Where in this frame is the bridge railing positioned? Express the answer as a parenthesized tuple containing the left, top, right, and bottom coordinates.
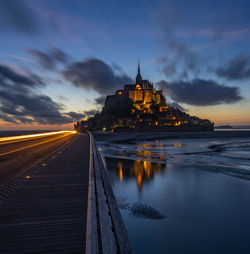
(85, 132, 133, 254)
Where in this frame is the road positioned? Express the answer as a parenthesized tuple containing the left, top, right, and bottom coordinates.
(0, 131, 77, 185)
(0, 133, 90, 253)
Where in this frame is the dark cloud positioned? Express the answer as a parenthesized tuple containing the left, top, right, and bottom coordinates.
(49, 47, 70, 64)
(216, 55, 250, 80)
(158, 41, 200, 79)
(168, 42, 198, 71)
(0, 64, 36, 86)
(111, 62, 124, 73)
(0, 89, 84, 125)
(62, 58, 133, 94)
(66, 111, 85, 121)
(28, 47, 70, 69)
(0, 90, 67, 124)
(95, 95, 106, 105)
(161, 62, 177, 77)
(156, 1, 250, 80)
(84, 109, 98, 117)
(0, 112, 18, 124)
(157, 1, 250, 40)
(157, 79, 243, 106)
(0, 0, 39, 34)
(0, 63, 84, 125)
(28, 49, 55, 69)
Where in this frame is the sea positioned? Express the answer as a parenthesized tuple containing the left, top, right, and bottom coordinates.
(94, 130, 250, 254)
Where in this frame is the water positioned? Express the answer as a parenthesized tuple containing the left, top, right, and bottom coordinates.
(95, 131, 250, 254)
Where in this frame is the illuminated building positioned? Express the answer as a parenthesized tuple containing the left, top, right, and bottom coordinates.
(105, 61, 166, 110)
(76, 60, 214, 132)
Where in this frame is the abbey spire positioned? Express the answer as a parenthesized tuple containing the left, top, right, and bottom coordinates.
(136, 59, 142, 83)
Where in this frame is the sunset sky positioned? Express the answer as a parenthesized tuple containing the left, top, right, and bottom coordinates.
(0, 0, 250, 130)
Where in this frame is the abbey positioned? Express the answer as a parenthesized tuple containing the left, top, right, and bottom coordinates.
(105, 61, 166, 111)
(75, 61, 214, 132)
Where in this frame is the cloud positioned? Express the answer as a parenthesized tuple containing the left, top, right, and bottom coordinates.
(84, 109, 98, 117)
(66, 111, 85, 121)
(95, 95, 106, 105)
(62, 58, 133, 94)
(216, 55, 250, 80)
(156, 1, 250, 40)
(27, 47, 70, 69)
(156, 1, 250, 80)
(158, 41, 200, 79)
(167, 41, 198, 71)
(0, 63, 84, 124)
(49, 47, 70, 64)
(0, 63, 44, 88)
(28, 49, 55, 69)
(157, 79, 243, 106)
(0, 0, 39, 34)
(0, 112, 19, 124)
(0, 90, 80, 124)
(168, 102, 188, 112)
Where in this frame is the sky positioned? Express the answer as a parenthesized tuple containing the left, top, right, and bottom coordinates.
(0, 0, 250, 130)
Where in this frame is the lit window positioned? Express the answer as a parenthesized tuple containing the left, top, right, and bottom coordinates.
(136, 84, 142, 90)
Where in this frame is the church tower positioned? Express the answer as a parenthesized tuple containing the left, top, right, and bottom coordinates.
(136, 60, 142, 83)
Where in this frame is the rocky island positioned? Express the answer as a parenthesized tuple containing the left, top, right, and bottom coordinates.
(75, 62, 214, 132)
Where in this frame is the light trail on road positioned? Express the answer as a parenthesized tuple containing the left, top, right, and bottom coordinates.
(0, 130, 76, 143)
(0, 132, 74, 156)
(0, 130, 77, 185)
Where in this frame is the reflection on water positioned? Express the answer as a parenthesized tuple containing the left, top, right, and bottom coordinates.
(105, 157, 166, 190)
(137, 141, 182, 149)
(97, 134, 250, 254)
(136, 142, 182, 162)
(118, 161, 123, 182)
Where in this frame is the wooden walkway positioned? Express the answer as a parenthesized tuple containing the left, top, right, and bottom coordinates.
(0, 133, 89, 253)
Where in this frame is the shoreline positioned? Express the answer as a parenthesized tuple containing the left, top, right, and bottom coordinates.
(93, 130, 250, 143)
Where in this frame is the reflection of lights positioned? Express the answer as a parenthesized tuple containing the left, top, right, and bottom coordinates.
(113, 157, 166, 190)
(26, 175, 31, 179)
(133, 160, 158, 189)
(118, 161, 123, 182)
(143, 161, 151, 178)
(0, 131, 76, 143)
(136, 149, 152, 156)
(173, 143, 182, 147)
(137, 172, 142, 189)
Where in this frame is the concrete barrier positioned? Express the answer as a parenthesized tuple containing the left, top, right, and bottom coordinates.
(85, 132, 133, 254)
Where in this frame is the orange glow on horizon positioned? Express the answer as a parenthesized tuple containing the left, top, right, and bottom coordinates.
(0, 121, 74, 131)
(187, 104, 250, 125)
